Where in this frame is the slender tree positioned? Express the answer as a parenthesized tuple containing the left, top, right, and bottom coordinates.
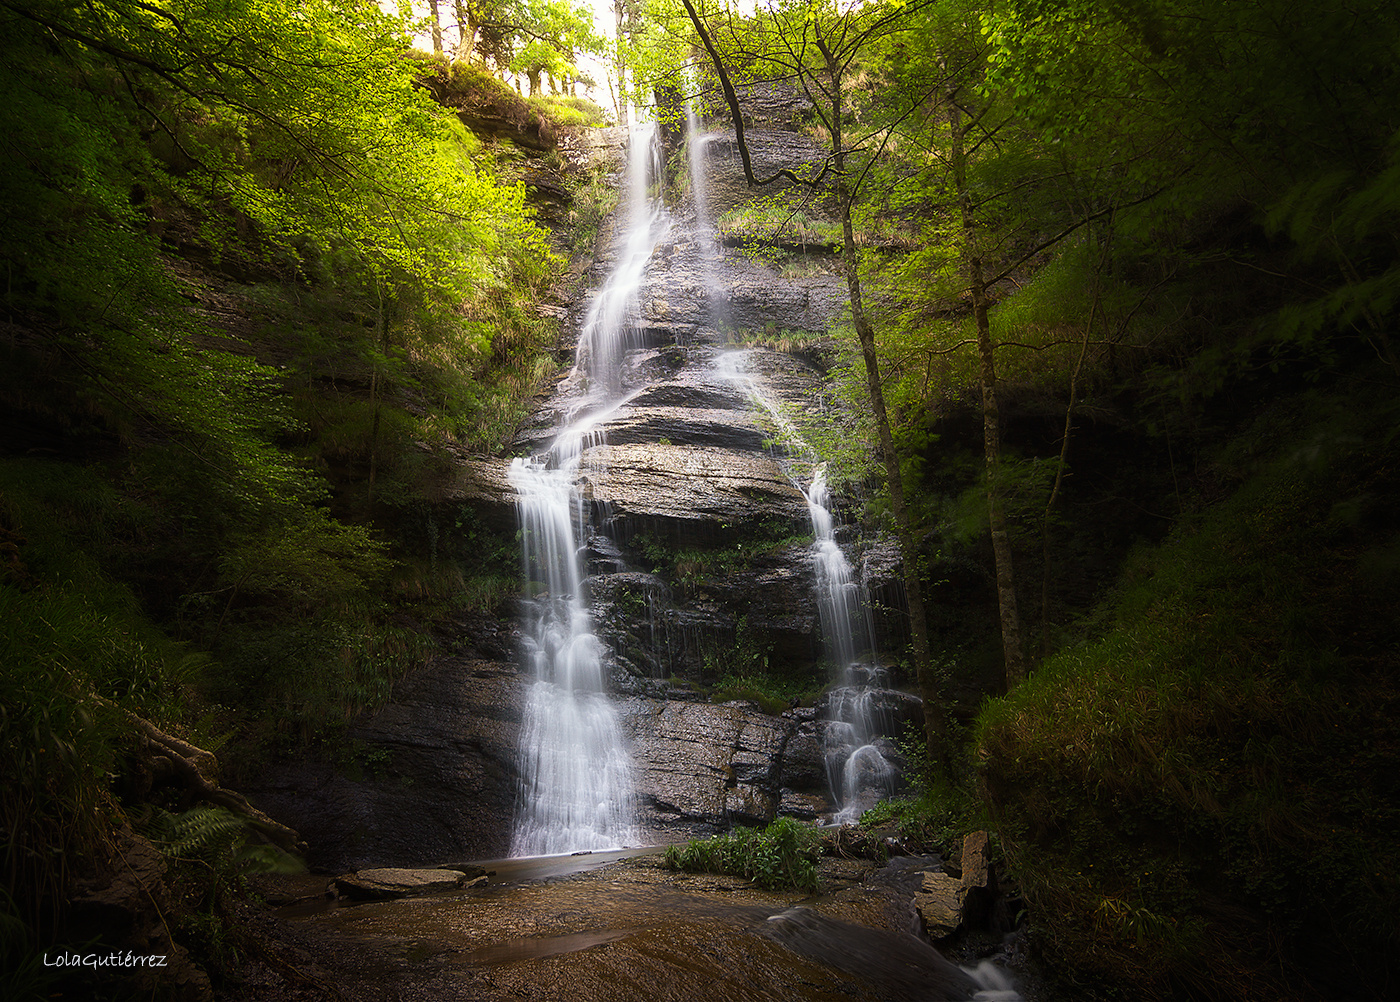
(678, 0, 951, 759)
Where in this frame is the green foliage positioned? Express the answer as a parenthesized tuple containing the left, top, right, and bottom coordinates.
(982, 0, 1400, 375)
(975, 378, 1400, 994)
(141, 805, 301, 878)
(730, 325, 833, 361)
(633, 524, 812, 586)
(0, 460, 202, 931)
(550, 154, 620, 257)
(858, 779, 983, 855)
(664, 817, 823, 892)
(0, 0, 562, 732)
(528, 94, 612, 128)
(717, 196, 843, 250)
(137, 804, 302, 977)
(704, 614, 824, 713)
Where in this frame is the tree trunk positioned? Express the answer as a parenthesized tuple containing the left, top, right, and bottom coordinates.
(428, 0, 443, 55)
(1041, 283, 1098, 657)
(454, 2, 477, 64)
(822, 45, 947, 763)
(93, 694, 302, 851)
(946, 86, 1025, 689)
(676, 0, 951, 761)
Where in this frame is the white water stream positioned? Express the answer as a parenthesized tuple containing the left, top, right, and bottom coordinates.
(802, 468, 896, 825)
(716, 349, 896, 824)
(508, 121, 666, 857)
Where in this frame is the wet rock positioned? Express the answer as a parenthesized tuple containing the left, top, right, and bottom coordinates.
(778, 789, 828, 820)
(913, 871, 967, 940)
(816, 687, 925, 735)
(858, 534, 912, 656)
(599, 405, 770, 451)
(582, 534, 630, 575)
(697, 129, 831, 218)
(760, 906, 980, 1002)
(334, 867, 475, 901)
(582, 442, 809, 539)
(732, 80, 814, 130)
(779, 722, 828, 790)
(436, 863, 490, 880)
(589, 571, 674, 677)
(245, 656, 523, 870)
(634, 547, 821, 677)
(912, 831, 998, 940)
(620, 698, 798, 830)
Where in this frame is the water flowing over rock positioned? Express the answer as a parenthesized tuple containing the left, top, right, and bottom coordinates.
(505, 122, 666, 857)
(248, 107, 925, 864)
(497, 107, 927, 846)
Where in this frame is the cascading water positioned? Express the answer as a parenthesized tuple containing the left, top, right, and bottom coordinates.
(801, 468, 896, 824)
(717, 346, 898, 824)
(686, 99, 712, 237)
(804, 467, 870, 673)
(577, 119, 667, 395)
(508, 121, 667, 857)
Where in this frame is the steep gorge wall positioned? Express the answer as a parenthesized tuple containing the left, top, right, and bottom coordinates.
(248, 110, 917, 868)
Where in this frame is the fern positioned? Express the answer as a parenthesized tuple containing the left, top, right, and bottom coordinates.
(140, 806, 302, 875)
(166, 807, 245, 862)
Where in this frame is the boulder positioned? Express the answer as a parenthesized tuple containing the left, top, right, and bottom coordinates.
(913, 870, 967, 940)
(911, 830, 998, 940)
(333, 867, 477, 901)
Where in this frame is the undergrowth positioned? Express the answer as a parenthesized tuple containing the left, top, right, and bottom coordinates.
(528, 94, 611, 128)
(138, 805, 303, 979)
(975, 376, 1400, 999)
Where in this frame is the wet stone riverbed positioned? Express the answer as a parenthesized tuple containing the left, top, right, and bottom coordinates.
(231, 849, 1038, 1002)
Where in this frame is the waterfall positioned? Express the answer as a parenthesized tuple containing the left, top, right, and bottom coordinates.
(718, 347, 897, 825)
(686, 99, 716, 243)
(576, 122, 666, 394)
(804, 467, 871, 674)
(508, 121, 665, 857)
(801, 468, 894, 825)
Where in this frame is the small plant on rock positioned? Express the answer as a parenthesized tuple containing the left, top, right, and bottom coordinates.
(664, 817, 823, 892)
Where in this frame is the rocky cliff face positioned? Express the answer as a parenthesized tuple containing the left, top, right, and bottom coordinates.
(250, 112, 919, 865)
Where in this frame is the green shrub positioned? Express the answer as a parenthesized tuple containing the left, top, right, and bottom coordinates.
(528, 94, 612, 128)
(664, 817, 823, 892)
